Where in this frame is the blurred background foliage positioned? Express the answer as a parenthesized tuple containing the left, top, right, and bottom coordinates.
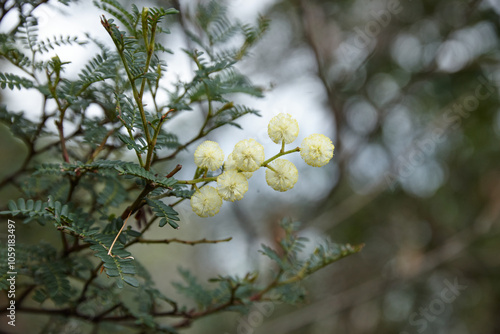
(1, 0, 500, 333)
(242, 0, 500, 333)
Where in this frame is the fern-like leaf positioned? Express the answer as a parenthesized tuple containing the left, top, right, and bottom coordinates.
(116, 133, 147, 153)
(17, 17, 39, 53)
(36, 261, 72, 304)
(173, 268, 214, 309)
(114, 162, 177, 188)
(86, 233, 138, 288)
(97, 176, 127, 207)
(145, 199, 180, 229)
(94, 0, 139, 34)
(75, 52, 117, 89)
(0, 198, 50, 223)
(34, 35, 87, 54)
(0, 72, 34, 90)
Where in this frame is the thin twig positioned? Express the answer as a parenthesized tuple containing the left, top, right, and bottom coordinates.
(87, 128, 115, 163)
(134, 236, 232, 246)
(108, 211, 132, 257)
(166, 164, 182, 178)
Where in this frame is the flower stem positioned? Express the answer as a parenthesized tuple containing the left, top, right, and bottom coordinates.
(177, 176, 218, 185)
(261, 147, 300, 167)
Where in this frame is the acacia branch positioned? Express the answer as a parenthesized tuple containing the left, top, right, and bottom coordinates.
(87, 128, 115, 163)
(132, 236, 233, 246)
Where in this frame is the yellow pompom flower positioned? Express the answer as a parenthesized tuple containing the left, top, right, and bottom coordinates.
(217, 170, 249, 202)
(190, 186, 223, 217)
(265, 159, 298, 192)
(232, 139, 265, 172)
(224, 153, 253, 179)
(194, 140, 225, 171)
(268, 113, 299, 144)
(300, 134, 334, 167)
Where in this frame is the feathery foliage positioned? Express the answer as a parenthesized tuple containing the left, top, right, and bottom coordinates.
(0, 1, 359, 332)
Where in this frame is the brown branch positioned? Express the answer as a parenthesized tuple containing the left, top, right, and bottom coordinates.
(60, 230, 69, 254)
(55, 119, 70, 163)
(121, 184, 154, 220)
(74, 261, 104, 307)
(166, 164, 182, 178)
(87, 128, 115, 163)
(173, 282, 242, 329)
(12, 306, 72, 316)
(35, 125, 83, 155)
(15, 285, 36, 307)
(102, 279, 242, 326)
(131, 236, 233, 247)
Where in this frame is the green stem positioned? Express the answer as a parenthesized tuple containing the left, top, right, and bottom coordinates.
(171, 198, 185, 207)
(47, 68, 70, 163)
(116, 113, 144, 166)
(261, 147, 300, 167)
(142, 10, 161, 170)
(146, 116, 165, 169)
(106, 14, 153, 169)
(177, 176, 218, 185)
(249, 269, 283, 301)
(127, 128, 144, 166)
(139, 9, 155, 101)
(265, 165, 278, 173)
(176, 147, 300, 185)
(194, 52, 213, 138)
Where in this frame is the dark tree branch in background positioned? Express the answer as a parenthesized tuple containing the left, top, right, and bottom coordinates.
(129, 236, 233, 246)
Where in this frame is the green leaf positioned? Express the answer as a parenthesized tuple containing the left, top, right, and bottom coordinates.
(34, 35, 87, 54)
(259, 244, 285, 269)
(117, 133, 147, 153)
(173, 267, 215, 308)
(37, 262, 72, 305)
(75, 52, 117, 89)
(7, 200, 17, 212)
(32, 289, 48, 304)
(0, 198, 49, 220)
(124, 275, 140, 288)
(126, 229, 142, 237)
(114, 162, 177, 188)
(0, 72, 34, 90)
(97, 177, 127, 207)
(155, 132, 181, 150)
(146, 199, 180, 229)
(85, 233, 138, 288)
(170, 185, 195, 199)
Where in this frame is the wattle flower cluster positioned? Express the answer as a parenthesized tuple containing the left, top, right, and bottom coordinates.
(188, 113, 335, 217)
(300, 134, 334, 167)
